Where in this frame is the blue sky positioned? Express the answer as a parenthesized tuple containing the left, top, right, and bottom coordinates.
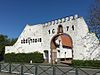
(0, 0, 94, 38)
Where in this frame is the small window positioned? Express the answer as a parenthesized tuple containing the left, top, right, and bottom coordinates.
(65, 52, 66, 54)
(30, 39, 32, 43)
(33, 39, 34, 43)
(37, 38, 42, 42)
(21, 38, 25, 44)
(72, 25, 74, 30)
(58, 25, 63, 33)
(37, 38, 41, 42)
(26, 39, 28, 43)
(48, 30, 50, 34)
(52, 29, 55, 34)
(21, 40, 23, 44)
(35, 39, 37, 43)
(66, 26, 69, 31)
(58, 50, 60, 52)
(23, 39, 25, 43)
(40, 38, 42, 42)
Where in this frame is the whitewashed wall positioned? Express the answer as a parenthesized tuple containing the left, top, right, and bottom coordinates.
(5, 15, 100, 62)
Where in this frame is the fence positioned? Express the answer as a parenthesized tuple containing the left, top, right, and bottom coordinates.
(0, 63, 100, 75)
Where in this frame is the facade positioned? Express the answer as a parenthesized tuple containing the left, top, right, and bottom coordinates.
(5, 15, 100, 63)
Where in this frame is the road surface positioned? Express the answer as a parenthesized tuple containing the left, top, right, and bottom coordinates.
(0, 73, 18, 75)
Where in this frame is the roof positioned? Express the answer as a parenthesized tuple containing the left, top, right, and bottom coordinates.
(51, 33, 73, 49)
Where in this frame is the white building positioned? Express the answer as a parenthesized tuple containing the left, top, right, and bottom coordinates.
(5, 15, 100, 64)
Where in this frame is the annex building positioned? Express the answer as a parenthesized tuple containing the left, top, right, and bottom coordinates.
(5, 15, 100, 64)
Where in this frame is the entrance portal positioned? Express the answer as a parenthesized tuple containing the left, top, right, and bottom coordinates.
(50, 25, 73, 64)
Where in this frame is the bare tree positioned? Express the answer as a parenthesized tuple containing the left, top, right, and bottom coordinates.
(88, 0, 100, 40)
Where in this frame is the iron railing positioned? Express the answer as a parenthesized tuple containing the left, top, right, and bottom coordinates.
(0, 63, 100, 75)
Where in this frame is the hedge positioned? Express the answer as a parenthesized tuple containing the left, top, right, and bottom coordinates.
(4, 52, 44, 63)
(4, 52, 100, 68)
(72, 60, 100, 68)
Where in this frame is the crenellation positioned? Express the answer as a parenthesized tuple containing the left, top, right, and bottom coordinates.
(26, 24, 29, 26)
(43, 24, 46, 27)
(45, 23, 48, 26)
(58, 19, 61, 23)
(54, 20, 58, 24)
(43, 15, 80, 27)
(61, 18, 65, 23)
(65, 17, 69, 21)
(74, 14, 78, 19)
(51, 21, 55, 25)
(69, 16, 74, 20)
(48, 22, 51, 25)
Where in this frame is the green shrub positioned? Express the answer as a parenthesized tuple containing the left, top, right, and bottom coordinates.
(4, 52, 44, 63)
(72, 60, 100, 68)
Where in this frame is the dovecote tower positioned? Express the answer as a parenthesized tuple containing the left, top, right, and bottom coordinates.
(5, 14, 100, 63)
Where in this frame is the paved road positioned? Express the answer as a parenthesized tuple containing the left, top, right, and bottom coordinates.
(0, 63, 100, 75)
(0, 73, 18, 75)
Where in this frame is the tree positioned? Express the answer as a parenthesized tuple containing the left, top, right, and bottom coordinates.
(0, 34, 9, 61)
(88, 0, 100, 40)
(0, 34, 17, 61)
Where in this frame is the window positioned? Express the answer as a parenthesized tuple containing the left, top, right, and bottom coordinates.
(38, 38, 40, 42)
(23, 39, 25, 43)
(57, 25, 63, 33)
(35, 39, 37, 43)
(58, 50, 60, 52)
(30, 39, 32, 43)
(21, 40, 23, 44)
(21, 38, 25, 44)
(72, 25, 74, 30)
(37, 38, 42, 42)
(33, 39, 34, 43)
(52, 29, 55, 34)
(26, 39, 28, 43)
(66, 26, 69, 31)
(40, 38, 42, 42)
(48, 30, 50, 34)
(65, 52, 66, 54)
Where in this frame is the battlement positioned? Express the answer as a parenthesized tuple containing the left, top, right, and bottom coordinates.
(44, 14, 79, 26)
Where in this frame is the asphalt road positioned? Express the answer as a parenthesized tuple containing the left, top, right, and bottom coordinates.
(0, 72, 18, 75)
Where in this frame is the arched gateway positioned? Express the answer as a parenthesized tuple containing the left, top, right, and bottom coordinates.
(50, 25, 73, 64)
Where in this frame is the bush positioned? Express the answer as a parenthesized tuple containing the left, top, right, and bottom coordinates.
(4, 52, 44, 63)
(72, 60, 100, 68)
